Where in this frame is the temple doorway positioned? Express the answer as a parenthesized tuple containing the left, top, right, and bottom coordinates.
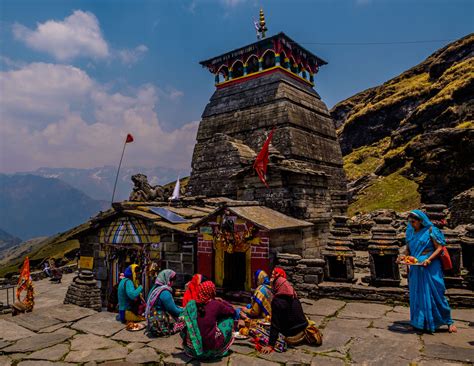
(223, 252, 246, 290)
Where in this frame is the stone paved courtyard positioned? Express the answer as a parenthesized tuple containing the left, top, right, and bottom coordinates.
(0, 274, 473, 365)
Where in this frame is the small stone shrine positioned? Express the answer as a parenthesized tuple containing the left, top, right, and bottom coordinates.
(323, 216, 355, 282)
(64, 270, 102, 311)
(424, 204, 463, 287)
(368, 216, 400, 287)
(460, 224, 474, 290)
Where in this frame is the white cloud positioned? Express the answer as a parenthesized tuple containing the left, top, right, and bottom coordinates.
(13, 10, 109, 61)
(117, 44, 148, 66)
(0, 62, 198, 172)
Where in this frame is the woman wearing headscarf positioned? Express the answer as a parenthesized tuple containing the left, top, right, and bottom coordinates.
(403, 210, 456, 333)
(181, 281, 236, 360)
(145, 269, 184, 337)
(241, 270, 272, 319)
(182, 274, 204, 307)
(117, 264, 144, 323)
(260, 267, 322, 354)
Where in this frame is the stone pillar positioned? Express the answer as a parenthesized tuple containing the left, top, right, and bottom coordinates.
(64, 270, 102, 311)
(243, 64, 248, 76)
(368, 217, 400, 287)
(460, 225, 474, 290)
(275, 53, 280, 66)
(323, 216, 355, 282)
(258, 58, 263, 71)
(228, 68, 233, 80)
(424, 204, 463, 287)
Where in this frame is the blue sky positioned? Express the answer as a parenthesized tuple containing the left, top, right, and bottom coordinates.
(0, 0, 472, 173)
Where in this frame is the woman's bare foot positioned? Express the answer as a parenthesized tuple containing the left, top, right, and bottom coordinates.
(448, 324, 457, 333)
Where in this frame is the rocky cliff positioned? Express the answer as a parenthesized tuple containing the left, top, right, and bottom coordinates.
(331, 34, 473, 215)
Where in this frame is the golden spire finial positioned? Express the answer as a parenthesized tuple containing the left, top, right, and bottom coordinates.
(258, 8, 268, 39)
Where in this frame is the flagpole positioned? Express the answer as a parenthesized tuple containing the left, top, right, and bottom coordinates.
(111, 140, 127, 206)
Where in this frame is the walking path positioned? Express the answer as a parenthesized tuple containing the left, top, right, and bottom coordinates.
(0, 273, 472, 365)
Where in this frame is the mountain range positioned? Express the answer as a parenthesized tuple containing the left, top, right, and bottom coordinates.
(332, 34, 473, 215)
(0, 174, 108, 240)
(22, 166, 186, 202)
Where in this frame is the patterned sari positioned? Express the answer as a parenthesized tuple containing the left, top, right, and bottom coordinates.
(181, 300, 234, 360)
(406, 210, 453, 332)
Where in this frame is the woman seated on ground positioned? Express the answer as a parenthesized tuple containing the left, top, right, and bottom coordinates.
(145, 269, 184, 336)
(260, 267, 322, 354)
(118, 264, 144, 323)
(181, 281, 236, 360)
(403, 210, 457, 333)
(240, 269, 272, 320)
(182, 273, 205, 307)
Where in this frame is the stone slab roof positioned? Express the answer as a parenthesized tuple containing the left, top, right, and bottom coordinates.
(192, 204, 313, 231)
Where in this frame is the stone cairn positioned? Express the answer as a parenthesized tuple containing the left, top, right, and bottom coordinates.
(323, 216, 355, 282)
(368, 217, 400, 287)
(275, 253, 325, 298)
(460, 225, 474, 290)
(64, 270, 102, 311)
(424, 204, 463, 287)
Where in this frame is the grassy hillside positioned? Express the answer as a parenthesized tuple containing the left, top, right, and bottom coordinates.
(332, 34, 474, 214)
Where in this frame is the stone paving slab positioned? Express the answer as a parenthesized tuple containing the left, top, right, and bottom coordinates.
(0, 341, 12, 350)
(2, 328, 75, 353)
(337, 302, 392, 319)
(71, 311, 124, 337)
(43, 304, 97, 322)
(23, 344, 69, 361)
(17, 361, 75, 366)
(64, 346, 129, 363)
(301, 298, 346, 317)
(162, 352, 193, 365)
(422, 327, 474, 363)
(70, 333, 121, 351)
(126, 342, 146, 350)
(257, 348, 313, 365)
(111, 328, 153, 343)
(37, 322, 72, 334)
(0, 319, 36, 341)
(147, 334, 183, 355)
(0, 355, 12, 366)
(310, 355, 345, 366)
(451, 308, 474, 322)
(125, 347, 159, 363)
(7, 312, 62, 332)
(229, 354, 279, 365)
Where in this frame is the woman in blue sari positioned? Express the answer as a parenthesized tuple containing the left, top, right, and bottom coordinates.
(404, 210, 456, 333)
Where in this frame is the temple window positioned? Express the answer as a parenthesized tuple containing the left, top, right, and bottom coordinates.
(232, 60, 244, 78)
(262, 50, 276, 70)
(246, 55, 259, 74)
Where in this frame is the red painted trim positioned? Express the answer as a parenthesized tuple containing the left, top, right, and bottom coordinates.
(216, 67, 312, 89)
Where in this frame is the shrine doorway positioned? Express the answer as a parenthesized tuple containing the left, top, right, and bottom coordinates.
(223, 252, 246, 290)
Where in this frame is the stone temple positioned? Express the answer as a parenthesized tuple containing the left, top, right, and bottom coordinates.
(188, 31, 348, 254)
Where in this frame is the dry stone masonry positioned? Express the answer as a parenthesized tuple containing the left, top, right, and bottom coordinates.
(64, 270, 102, 311)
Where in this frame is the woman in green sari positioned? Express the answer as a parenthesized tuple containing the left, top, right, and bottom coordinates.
(181, 281, 235, 360)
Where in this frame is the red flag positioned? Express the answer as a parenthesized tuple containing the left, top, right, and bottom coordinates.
(16, 257, 31, 300)
(253, 128, 275, 187)
(125, 133, 134, 143)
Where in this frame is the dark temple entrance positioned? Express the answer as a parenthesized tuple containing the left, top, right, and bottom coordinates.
(223, 252, 246, 290)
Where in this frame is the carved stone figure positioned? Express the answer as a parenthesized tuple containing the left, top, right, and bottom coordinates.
(129, 174, 166, 202)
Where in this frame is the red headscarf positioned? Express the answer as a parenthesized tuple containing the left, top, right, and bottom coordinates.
(196, 281, 216, 304)
(183, 274, 203, 307)
(272, 267, 287, 280)
(272, 267, 296, 298)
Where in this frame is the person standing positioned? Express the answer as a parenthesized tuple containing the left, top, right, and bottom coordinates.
(404, 210, 457, 333)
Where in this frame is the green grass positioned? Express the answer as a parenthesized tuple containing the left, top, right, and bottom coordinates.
(348, 169, 421, 216)
(343, 138, 391, 181)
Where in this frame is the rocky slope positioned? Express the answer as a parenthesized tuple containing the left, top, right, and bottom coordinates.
(331, 34, 473, 215)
